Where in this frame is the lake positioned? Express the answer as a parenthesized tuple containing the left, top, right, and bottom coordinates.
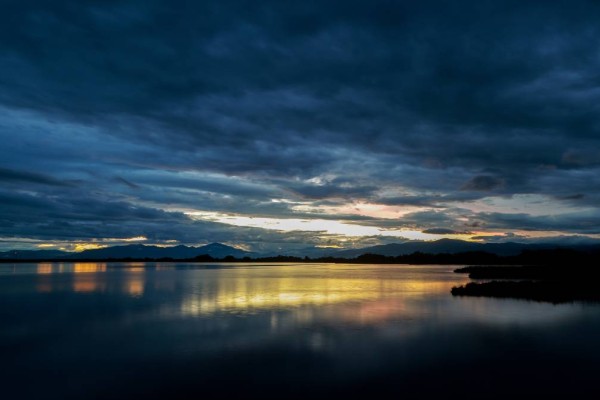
(1, 262, 599, 399)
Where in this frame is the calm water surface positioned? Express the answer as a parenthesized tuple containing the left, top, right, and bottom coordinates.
(1, 263, 599, 399)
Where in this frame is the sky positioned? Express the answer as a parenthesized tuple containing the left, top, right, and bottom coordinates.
(1, 0, 600, 253)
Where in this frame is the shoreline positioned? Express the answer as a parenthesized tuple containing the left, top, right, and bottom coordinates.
(452, 264, 600, 303)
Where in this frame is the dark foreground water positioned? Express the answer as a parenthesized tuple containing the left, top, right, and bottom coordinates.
(1, 263, 599, 399)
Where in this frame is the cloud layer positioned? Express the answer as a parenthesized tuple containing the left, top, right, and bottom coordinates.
(2, 0, 600, 250)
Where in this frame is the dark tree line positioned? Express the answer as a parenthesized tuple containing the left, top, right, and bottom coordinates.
(2, 248, 599, 265)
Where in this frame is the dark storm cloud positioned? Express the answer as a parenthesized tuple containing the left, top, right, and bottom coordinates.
(287, 180, 378, 200)
(422, 228, 472, 235)
(0, 187, 330, 250)
(348, 210, 461, 230)
(555, 193, 584, 201)
(2, 0, 600, 248)
(0, 167, 73, 187)
(114, 176, 140, 189)
(477, 211, 600, 235)
(461, 175, 505, 191)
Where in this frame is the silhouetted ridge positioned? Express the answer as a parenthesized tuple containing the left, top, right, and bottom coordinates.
(0, 243, 253, 260)
(2, 246, 600, 265)
(3, 239, 600, 261)
(333, 239, 600, 258)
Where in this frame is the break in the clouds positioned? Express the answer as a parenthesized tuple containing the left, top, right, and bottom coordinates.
(1, 0, 600, 251)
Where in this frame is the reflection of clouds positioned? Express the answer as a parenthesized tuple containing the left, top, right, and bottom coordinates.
(36, 262, 107, 275)
(32, 262, 147, 297)
(322, 298, 411, 325)
(265, 298, 419, 338)
(25, 262, 594, 329)
(177, 265, 463, 324)
(73, 263, 107, 273)
(36, 263, 53, 274)
(36, 280, 53, 293)
(30, 262, 178, 276)
(22, 261, 599, 342)
(173, 264, 595, 330)
(123, 273, 145, 297)
(73, 276, 106, 293)
(71, 262, 108, 293)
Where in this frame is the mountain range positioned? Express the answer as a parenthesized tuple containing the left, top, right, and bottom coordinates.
(2, 239, 600, 260)
(0, 243, 252, 260)
(333, 239, 560, 258)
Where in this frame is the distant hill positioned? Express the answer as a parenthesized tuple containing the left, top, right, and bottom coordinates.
(193, 243, 253, 259)
(332, 238, 600, 258)
(73, 243, 252, 259)
(0, 243, 252, 260)
(245, 239, 581, 258)
(2, 239, 600, 261)
(258, 246, 341, 258)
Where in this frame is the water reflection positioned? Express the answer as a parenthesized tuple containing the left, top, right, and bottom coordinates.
(1, 263, 600, 399)
(29, 262, 146, 297)
(73, 276, 105, 293)
(178, 271, 452, 318)
(36, 263, 53, 274)
(8, 262, 588, 325)
(124, 273, 145, 297)
(36, 262, 107, 275)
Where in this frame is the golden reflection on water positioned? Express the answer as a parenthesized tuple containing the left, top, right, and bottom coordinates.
(36, 280, 54, 293)
(30, 263, 467, 322)
(179, 265, 458, 319)
(36, 263, 108, 275)
(34, 262, 145, 296)
(24, 263, 589, 330)
(73, 263, 107, 273)
(124, 275, 145, 297)
(73, 276, 106, 293)
(36, 263, 53, 274)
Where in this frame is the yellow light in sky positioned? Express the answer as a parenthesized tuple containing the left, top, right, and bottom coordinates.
(186, 211, 463, 241)
(73, 243, 107, 252)
(291, 201, 423, 219)
(70, 237, 146, 252)
(119, 236, 148, 242)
